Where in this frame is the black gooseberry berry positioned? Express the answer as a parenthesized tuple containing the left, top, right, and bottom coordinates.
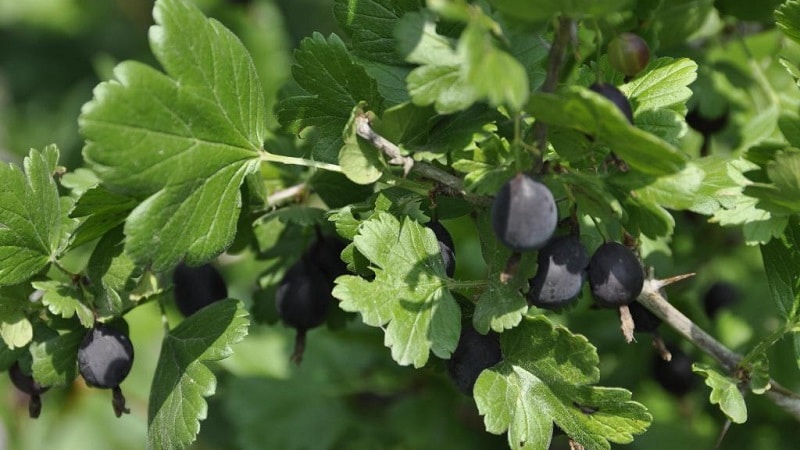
(77, 323, 134, 417)
(446, 325, 502, 396)
(608, 33, 650, 77)
(703, 281, 740, 319)
(9, 361, 49, 418)
(427, 220, 456, 277)
(491, 174, 558, 252)
(528, 235, 589, 310)
(276, 258, 334, 364)
(306, 233, 349, 283)
(588, 242, 644, 308)
(653, 343, 697, 397)
(629, 300, 661, 334)
(589, 83, 634, 124)
(172, 263, 228, 317)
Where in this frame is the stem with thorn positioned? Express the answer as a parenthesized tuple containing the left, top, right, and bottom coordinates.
(637, 274, 800, 421)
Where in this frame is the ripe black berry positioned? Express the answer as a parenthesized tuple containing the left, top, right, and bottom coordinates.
(491, 174, 558, 252)
(9, 361, 49, 418)
(446, 325, 502, 396)
(528, 235, 589, 310)
(306, 233, 349, 283)
(172, 263, 228, 316)
(276, 258, 333, 364)
(77, 323, 134, 417)
(589, 83, 634, 124)
(653, 343, 697, 397)
(588, 242, 644, 308)
(629, 300, 661, 334)
(703, 281, 740, 319)
(608, 33, 650, 77)
(427, 220, 456, 277)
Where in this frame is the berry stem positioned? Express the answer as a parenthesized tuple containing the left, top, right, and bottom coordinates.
(112, 386, 130, 417)
(291, 329, 307, 366)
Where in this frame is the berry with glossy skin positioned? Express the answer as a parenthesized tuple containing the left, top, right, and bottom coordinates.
(703, 281, 740, 319)
(608, 33, 650, 77)
(589, 83, 634, 124)
(653, 343, 697, 397)
(588, 242, 644, 308)
(9, 361, 49, 418)
(172, 263, 228, 316)
(78, 323, 134, 416)
(427, 220, 456, 277)
(446, 326, 502, 396)
(491, 174, 558, 252)
(528, 235, 589, 310)
(276, 258, 334, 364)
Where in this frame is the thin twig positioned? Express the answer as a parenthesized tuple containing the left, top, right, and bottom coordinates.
(354, 115, 492, 207)
(533, 17, 575, 165)
(637, 277, 800, 421)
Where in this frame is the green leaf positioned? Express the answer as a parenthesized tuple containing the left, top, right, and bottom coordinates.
(32, 281, 95, 328)
(333, 0, 422, 65)
(0, 333, 24, 371)
(332, 212, 460, 367)
(80, 0, 265, 272)
(0, 312, 33, 350)
(627, 163, 704, 211)
(276, 32, 384, 163)
(527, 87, 687, 176)
(30, 329, 84, 387)
(475, 316, 651, 450)
(68, 185, 137, 250)
(148, 299, 249, 450)
(472, 212, 534, 334)
(86, 227, 140, 319)
(487, 0, 633, 22)
(776, 0, 800, 45)
(0, 145, 64, 285)
(621, 57, 698, 115)
(460, 24, 529, 112)
(692, 363, 748, 424)
(713, 195, 788, 244)
(760, 217, 800, 319)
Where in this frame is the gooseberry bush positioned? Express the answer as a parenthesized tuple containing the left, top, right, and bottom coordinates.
(2, 0, 800, 449)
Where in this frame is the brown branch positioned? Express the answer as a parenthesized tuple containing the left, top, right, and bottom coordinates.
(637, 277, 800, 421)
(354, 115, 492, 207)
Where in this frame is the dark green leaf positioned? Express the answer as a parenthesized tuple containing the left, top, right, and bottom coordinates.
(333, 0, 422, 65)
(487, 0, 634, 21)
(30, 329, 83, 387)
(760, 217, 800, 318)
(776, 0, 800, 45)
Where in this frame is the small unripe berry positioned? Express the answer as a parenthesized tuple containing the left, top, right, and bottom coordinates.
(608, 33, 650, 77)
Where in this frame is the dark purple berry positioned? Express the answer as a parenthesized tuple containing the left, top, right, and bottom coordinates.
(427, 220, 456, 277)
(77, 323, 134, 417)
(588, 242, 644, 308)
(446, 326, 502, 396)
(306, 234, 349, 283)
(629, 301, 661, 334)
(491, 174, 558, 252)
(528, 235, 589, 310)
(653, 343, 697, 397)
(703, 281, 740, 319)
(172, 263, 228, 316)
(608, 33, 650, 77)
(9, 361, 48, 418)
(589, 83, 634, 124)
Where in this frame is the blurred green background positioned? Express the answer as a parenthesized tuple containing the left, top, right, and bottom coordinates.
(1, 0, 798, 449)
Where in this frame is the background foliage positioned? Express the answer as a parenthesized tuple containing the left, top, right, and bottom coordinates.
(0, 0, 799, 449)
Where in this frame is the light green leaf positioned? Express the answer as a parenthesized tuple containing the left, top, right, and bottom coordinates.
(634, 108, 687, 148)
(749, 352, 771, 395)
(86, 227, 140, 319)
(148, 299, 250, 450)
(621, 58, 698, 115)
(332, 212, 460, 367)
(475, 316, 651, 450)
(460, 24, 529, 112)
(0, 146, 64, 285)
(0, 313, 33, 350)
(276, 32, 384, 163)
(80, 0, 265, 272)
(527, 87, 687, 176)
(692, 363, 748, 424)
(713, 195, 788, 244)
(68, 185, 137, 249)
(32, 280, 95, 328)
(629, 163, 704, 211)
(776, 0, 800, 45)
(472, 212, 534, 334)
(0, 333, 24, 371)
(760, 217, 800, 319)
(30, 329, 84, 387)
